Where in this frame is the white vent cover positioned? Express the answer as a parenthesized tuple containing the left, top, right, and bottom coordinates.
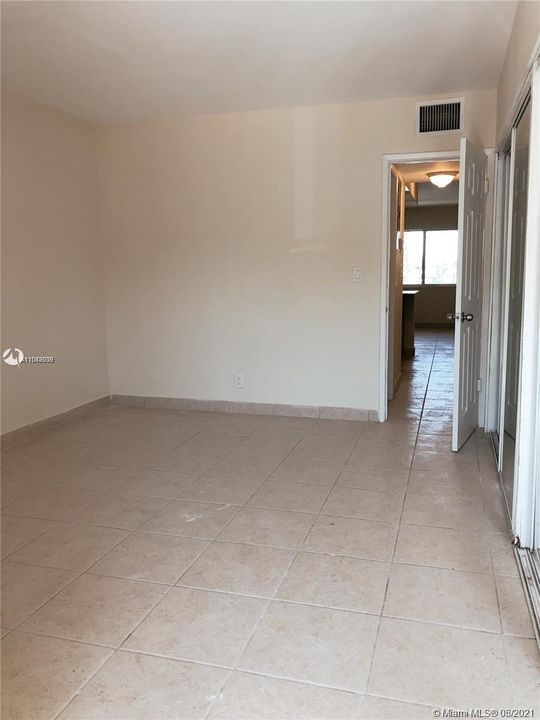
(416, 98, 464, 135)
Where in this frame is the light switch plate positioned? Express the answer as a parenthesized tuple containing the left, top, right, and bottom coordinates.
(353, 267, 363, 283)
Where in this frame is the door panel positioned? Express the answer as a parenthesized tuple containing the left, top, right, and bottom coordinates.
(452, 138, 486, 451)
(501, 101, 531, 513)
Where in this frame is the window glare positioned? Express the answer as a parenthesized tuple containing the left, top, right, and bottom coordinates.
(425, 230, 458, 284)
(403, 228, 458, 285)
(403, 230, 423, 285)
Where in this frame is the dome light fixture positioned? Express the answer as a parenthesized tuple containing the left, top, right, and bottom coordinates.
(426, 171, 458, 188)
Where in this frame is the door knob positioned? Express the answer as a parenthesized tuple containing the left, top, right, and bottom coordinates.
(446, 312, 474, 322)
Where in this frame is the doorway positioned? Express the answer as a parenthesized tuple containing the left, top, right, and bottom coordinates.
(381, 144, 490, 453)
(387, 160, 460, 438)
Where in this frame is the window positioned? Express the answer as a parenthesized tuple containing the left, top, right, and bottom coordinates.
(403, 229, 458, 285)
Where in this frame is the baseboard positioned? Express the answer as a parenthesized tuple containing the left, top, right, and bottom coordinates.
(1, 396, 110, 451)
(111, 394, 378, 422)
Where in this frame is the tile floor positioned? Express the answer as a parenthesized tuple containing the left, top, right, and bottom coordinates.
(1, 330, 538, 719)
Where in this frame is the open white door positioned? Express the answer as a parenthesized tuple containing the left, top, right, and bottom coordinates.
(452, 138, 486, 452)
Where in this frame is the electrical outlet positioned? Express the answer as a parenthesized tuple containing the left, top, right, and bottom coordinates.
(235, 373, 244, 389)
(353, 266, 363, 283)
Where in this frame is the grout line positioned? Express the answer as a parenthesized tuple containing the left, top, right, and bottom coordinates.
(200, 419, 380, 715)
(364, 328, 444, 696)
(4, 355, 522, 716)
(198, 425, 318, 719)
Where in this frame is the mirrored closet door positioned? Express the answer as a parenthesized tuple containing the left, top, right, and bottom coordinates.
(496, 98, 531, 519)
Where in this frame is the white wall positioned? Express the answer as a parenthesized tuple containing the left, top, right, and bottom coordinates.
(496, 0, 540, 141)
(1, 92, 108, 433)
(96, 89, 496, 412)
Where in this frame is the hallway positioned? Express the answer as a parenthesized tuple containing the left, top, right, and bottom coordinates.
(1, 332, 538, 719)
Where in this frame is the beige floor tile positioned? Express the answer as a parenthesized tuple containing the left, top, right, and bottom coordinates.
(407, 470, 481, 498)
(239, 600, 378, 692)
(247, 480, 330, 513)
(124, 586, 267, 666)
(172, 434, 241, 458)
(90, 532, 208, 584)
(418, 420, 452, 436)
(496, 575, 535, 637)
(268, 459, 344, 486)
(503, 636, 540, 710)
(277, 552, 390, 613)
(489, 532, 518, 576)
(118, 469, 197, 498)
(303, 515, 398, 561)
(146, 453, 217, 474)
(288, 441, 354, 463)
(322, 487, 403, 523)
(58, 650, 228, 720)
(1, 449, 32, 472)
(1, 561, 77, 627)
(8, 522, 128, 571)
(218, 507, 315, 548)
(203, 453, 279, 480)
(369, 617, 511, 708)
(355, 430, 417, 449)
(359, 696, 435, 719)
(179, 541, 294, 596)
(54, 463, 137, 493)
(412, 451, 477, 473)
(74, 492, 167, 530)
(82, 444, 157, 469)
(139, 500, 239, 538)
(3, 458, 84, 486)
(394, 525, 492, 573)
(1, 630, 111, 720)
(208, 671, 361, 720)
(179, 475, 263, 505)
(347, 445, 413, 469)
(1, 482, 33, 509)
(401, 493, 483, 530)
(336, 465, 408, 493)
(4, 486, 100, 522)
(1, 515, 54, 558)
(384, 564, 500, 632)
(21, 573, 166, 645)
(482, 491, 510, 534)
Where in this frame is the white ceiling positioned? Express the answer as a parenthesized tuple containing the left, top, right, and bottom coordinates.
(395, 161, 460, 184)
(1, 1, 517, 125)
(406, 181, 460, 207)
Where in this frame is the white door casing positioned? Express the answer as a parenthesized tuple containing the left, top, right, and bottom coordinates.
(453, 138, 486, 452)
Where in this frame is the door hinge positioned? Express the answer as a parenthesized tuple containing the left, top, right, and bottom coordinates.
(477, 378, 482, 392)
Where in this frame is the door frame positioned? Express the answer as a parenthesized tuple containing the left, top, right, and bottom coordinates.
(380, 150, 460, 422)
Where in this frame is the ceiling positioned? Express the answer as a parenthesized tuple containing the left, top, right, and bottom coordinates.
(406, 181, 460, 207)
(395, 161, 460, 184)
(1, 1, 517, 125)
(397, 161, 460, 206)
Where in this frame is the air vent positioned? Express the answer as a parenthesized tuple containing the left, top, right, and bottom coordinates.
(416, 99, 463, 135)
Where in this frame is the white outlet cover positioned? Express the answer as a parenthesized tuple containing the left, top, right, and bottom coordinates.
(353, 267, 363, 282)
(235, 373, 244, 388)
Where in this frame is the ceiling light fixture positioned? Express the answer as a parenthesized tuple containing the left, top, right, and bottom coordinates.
(426, 171, 458, 189)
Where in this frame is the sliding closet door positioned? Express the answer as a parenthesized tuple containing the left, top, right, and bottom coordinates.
(500, 100, 531, 512)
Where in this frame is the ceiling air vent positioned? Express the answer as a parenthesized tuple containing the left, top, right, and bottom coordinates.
(416, 99, 464, 135)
